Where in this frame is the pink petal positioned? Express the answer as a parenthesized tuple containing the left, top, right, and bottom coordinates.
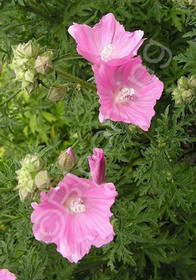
(0, 269, 16, 280)
(31, 172, 117, 263)
(93, 57, 164, 131)
(68, 13, 144, 65)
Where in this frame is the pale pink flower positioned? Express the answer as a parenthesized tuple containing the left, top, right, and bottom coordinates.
(92, 56, 164, 131)
(88, 148, 105, 185)
(0, 269, 16, 280)
(68, 13, 144, 66)
(31, 173, 117, 263)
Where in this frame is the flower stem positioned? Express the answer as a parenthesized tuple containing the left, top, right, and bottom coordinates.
(0, 89, 21, 107)
(57, 69, 97, 91)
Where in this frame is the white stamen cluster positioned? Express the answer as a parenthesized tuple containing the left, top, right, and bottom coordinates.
(68, 197, 86, 214)
(118, 87, 135, 104)
(101, 43, 115, 62)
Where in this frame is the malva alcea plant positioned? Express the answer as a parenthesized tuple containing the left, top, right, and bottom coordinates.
(0, 2, 195, 280)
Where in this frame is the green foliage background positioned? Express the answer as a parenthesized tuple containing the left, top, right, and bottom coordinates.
(0, 0, 196, 279)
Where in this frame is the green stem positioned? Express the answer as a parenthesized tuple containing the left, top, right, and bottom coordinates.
(57, 69, 97, 91)
(0, 89, 20, 107)
(53, 55, 82, 62)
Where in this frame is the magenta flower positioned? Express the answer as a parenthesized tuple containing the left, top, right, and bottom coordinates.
(31, 172, 117, 263)
(68, 13, 144, 66)
(92, 56, 164, 131)
(88, 148, 105, 185)
(0, 269, 16, 280)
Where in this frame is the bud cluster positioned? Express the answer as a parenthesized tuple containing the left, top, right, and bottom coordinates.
(15, 148, 76, 201)
(172, 75, 196, 105)
(10, 40, 53, 94)
(16, 154, 43, 201)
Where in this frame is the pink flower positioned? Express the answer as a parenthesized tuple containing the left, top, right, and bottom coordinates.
(92, 56, 164, 131)
(31, 173, 117, 263)
(68, 13, 144, 66)
(88, 148, 105, 185)
(0, 269, 16, 280)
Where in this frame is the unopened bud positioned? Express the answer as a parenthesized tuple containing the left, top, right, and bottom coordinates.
(189, 75, 196, 88)
(172, 88, 183, 105)
(34, 51, 53, 74)
(177, 76, 189, 89)
(182, 89, 194, 102)
(21, 154, 43, 172)
(88, 148, 105, 185)
(13, 40, 39, 58)
(48, 84, 66, 101)
(58, 147, 75, 171)
(24, 69, 36, 83)
(23, 40, 40, 58)
(35, 170, 51, 190)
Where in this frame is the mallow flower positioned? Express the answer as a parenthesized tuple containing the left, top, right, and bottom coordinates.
(31, 149, 117, 263)
(92, 56, 164, 131)
(0, 269, 16, 280)
(68, 13, 144, 66)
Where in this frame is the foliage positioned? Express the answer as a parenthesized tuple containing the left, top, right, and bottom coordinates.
(0, 0, 196, 279)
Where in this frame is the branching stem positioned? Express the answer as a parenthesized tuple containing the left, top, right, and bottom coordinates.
(57, 69, 97, 91)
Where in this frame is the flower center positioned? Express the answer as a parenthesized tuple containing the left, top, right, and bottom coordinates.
(101, 43, 114, 62)
(117, 87, 135, 104)
(65, 196, 85, 214)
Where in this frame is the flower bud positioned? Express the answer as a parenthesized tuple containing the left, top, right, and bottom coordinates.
(12, 41, 39, 58)
(34, 51, 53, 74)
(177, 76, 189, 89)
(21, 154, 43, 172)
(189, 75, 196, 88)
(12, 43, 25, 57)
(58, 147, 75, 171)
(182, 89, 194, 102)
(35, 170, 51, 190)
(172, 88, 183, 104)
(48, 84, 66, 101)
(88, 148, 105, 185)
(24, 69, 36, 83)
(23, 40, 39, 58)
